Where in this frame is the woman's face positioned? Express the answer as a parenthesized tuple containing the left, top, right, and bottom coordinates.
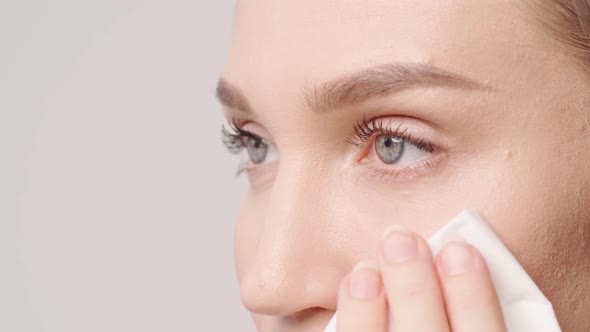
(219, 0, 590, 331)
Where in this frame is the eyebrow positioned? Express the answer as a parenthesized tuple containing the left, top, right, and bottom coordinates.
(216, 62, 489, 114)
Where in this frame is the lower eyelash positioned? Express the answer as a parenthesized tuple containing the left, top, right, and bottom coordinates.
(370, 158, 433, 180)
(361, 152, 446, 184)
(235, 161, 249, 177)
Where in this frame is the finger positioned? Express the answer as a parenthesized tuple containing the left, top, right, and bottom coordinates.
(436, 241, 507, 332)
(379, 226, 450, 332)
(337, 260, 388, 332)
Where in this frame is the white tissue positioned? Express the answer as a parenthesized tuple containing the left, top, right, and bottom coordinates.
(323, 209, 561, 332)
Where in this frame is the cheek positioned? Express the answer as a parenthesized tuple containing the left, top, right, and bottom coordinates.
(467, 145, 590, 306)
(494, 176, 590, 290)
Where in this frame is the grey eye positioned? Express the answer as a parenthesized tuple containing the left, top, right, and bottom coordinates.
(246, 136, 268, 164)
(375, 134, 405, 164)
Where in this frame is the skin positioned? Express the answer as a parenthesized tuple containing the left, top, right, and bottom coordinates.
(218, 0, 590, 331)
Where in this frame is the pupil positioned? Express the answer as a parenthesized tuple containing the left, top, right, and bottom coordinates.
(375, 134, 404, 165)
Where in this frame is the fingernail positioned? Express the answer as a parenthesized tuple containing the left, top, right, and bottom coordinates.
(382, 229, 417, 265)
(352, 260, 379, 272)
(381, 224, 411, 239)
(440, 242, 474, 276)
(349, 261, 381, 300)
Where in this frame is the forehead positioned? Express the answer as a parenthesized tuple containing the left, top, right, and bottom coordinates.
(223, 0, 535, 110)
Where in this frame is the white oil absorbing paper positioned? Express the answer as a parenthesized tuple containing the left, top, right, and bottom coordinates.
(323, 209, 561, 332)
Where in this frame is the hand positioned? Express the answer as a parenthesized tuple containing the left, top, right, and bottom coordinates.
(336, 225, 507, 332)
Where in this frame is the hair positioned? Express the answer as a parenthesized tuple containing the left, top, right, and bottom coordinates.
(524, 0, 590, 79)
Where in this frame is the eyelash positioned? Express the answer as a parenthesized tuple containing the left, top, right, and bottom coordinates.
(221, 118, 262, 154)
(221, 116, 440, 181)
(348, 116, 435, 153)
(222, 117, 434, 152)
(346, 116, 442, 182)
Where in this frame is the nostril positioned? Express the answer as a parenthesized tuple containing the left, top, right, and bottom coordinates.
(240, 269, 327, 317)
(289, 307, 325, 322)
(286, 307, 335, 330)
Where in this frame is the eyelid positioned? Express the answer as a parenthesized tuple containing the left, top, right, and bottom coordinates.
(223, 118, 276, 147)
(225, 119, 279, 176)
(346, 115, 448, 183)
(239, 121, 275, 143)
(350, 116, 437, 158)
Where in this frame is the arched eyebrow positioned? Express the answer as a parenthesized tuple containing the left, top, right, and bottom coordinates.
(216, 62, 490, 115)
(216, 79, 253, 115)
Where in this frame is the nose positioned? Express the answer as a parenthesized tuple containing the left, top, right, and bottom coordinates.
(239, 159, 347, 317)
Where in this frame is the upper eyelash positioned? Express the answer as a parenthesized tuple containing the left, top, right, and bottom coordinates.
(348, 115, 435, 153)
(221, 119, 261, 154)
(222, 116, 434, 156)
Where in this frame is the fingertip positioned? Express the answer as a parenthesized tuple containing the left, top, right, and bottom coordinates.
(435, 241, 505, 332)
(336, 264, 388, 332)
(349, 266, 382, 301)
(435, 241, 489, 278)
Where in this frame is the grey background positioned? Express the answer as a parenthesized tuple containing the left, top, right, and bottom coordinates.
(1, 0, 254, 331)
